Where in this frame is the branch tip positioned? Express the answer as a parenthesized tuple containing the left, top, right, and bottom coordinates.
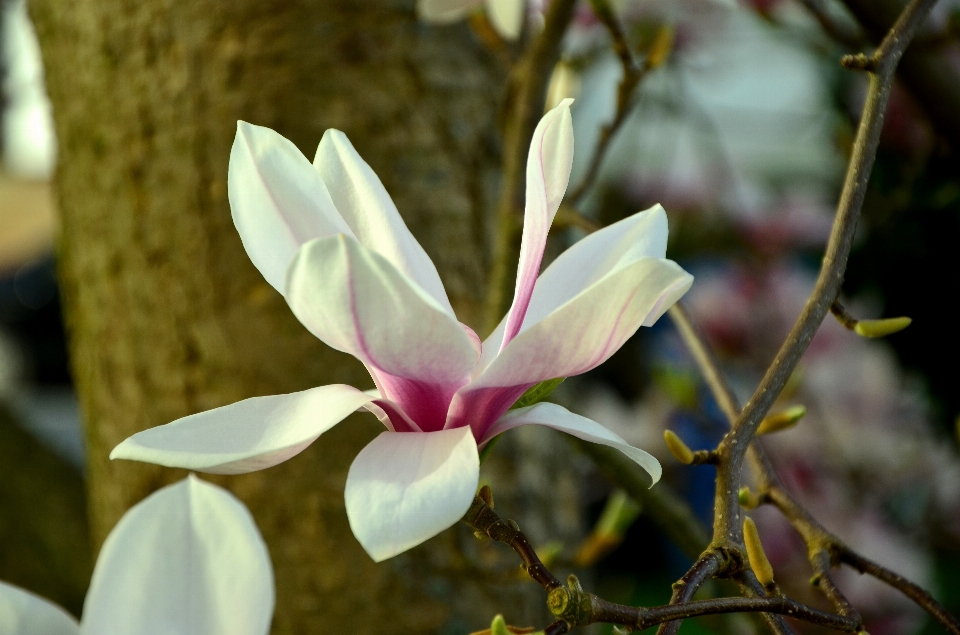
(757, 406, 806, 435)
(743, 517, 775, 587)
(664, 430, 695, 464)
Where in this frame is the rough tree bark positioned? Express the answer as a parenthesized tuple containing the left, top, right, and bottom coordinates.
(28, 0, 571, 632)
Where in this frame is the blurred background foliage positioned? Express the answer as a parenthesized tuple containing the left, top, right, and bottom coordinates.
(1, 0, 958, 632)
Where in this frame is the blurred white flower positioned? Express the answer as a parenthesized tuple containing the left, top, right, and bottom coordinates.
(417, 0, 526, 40)
(1, 0, 57, 179)
(0, 476, 274, 635)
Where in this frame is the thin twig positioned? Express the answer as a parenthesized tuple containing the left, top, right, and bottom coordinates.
(796, 0, 866, 48)
(811, 549, 861, 622)
(568, 439, 710, 560)
(566, 2, 655, 206)
(713, 0, 938, 550)
(464, 493, 562, 592)
(655, 552, 722, 635)
(485, 0, 578, 334)
(463, 492, 859, 633)
(737, 571, 802, 635)
(840, 548, 960, 634)
(586, 593, 860, 632)
(829, 299, 858, 329)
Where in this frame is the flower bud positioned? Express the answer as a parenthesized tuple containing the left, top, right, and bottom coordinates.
(757, 405, 806, 435)
(545, 61, 581, 112)
(743, 517, 775, 587)
(574, 489, 641, 566)
(648, 25, 675, 69)
(738, 486, 760, 510)
(664, 430, 695, 464)
(478, 484, 495, 508)
(491, 614, 510, 635)
(853, 316, 912, 338)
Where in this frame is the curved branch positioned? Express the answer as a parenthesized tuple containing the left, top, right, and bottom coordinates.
(580, 591, 860, 632)
(655, 552, 722, 635)
(839, 548, 960, 635)
(715, 0, 938, 548)
(463, 492, 562, 592)
(484, 0, 578, 333)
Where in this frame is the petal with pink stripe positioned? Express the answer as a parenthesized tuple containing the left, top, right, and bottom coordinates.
(449, 257, 692, 437)
(479, 205, 669, 375)
(500, 99, 575, 350)
(285, 235, 477, 429)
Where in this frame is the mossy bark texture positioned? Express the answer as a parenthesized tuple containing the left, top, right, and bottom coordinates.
(25, 1, 548, 631)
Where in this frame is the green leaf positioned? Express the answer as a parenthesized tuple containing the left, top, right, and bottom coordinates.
(491, 614, 509, 635)
(510, 378, 565, 410)
(479, 379, 565, 466)
(478, 434, 503, 466)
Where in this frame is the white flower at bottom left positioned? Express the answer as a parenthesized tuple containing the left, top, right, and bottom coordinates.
(0, 475, 275, 635)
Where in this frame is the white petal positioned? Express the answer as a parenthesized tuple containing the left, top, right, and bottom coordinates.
(417, 0, 481, 22)
(481, 205, 669, 369)
(229, 122, 353, 293)
(81, 477, 274, 635)
(110, 385, 375, 474)
(345, 428, 479, 562)
(450, 258, 692, 437)
(485, 0, 525, 39)
(501, 99, 575, 349)
(313, 130, 454, 315)
(0, 582, 79, 635)
(285, 235, 477, 431)
(485, 402, 662, 484)
(490, 258, 691, 384)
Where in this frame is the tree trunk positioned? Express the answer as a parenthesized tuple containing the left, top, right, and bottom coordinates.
(27, 1, 572, 631)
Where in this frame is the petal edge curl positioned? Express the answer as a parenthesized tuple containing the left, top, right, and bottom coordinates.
(110, 385, 375, 474)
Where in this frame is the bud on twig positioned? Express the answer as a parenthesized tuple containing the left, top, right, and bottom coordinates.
(573, 489, 640, 566)
(830, 300, 911, 338)
(647, 25, 674, 69)
(854, 317, 912, 338)
(664, 430, 694, 464)
(757, 405, 806, 435)
(491, 614, 510, 635)
(743, 517, 775, 587)
(545, 60, 581, 112)
(469, 614, 539, 635)
(479, 484, 495, 509)
(738, 486, 762, 510)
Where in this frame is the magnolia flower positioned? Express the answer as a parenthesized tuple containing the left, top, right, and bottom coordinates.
(111, 99, 693, 562)
(418, 0, 526, 40)
(0, 477, 273, 635)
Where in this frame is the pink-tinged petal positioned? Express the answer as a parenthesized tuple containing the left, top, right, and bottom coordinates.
(481, 205, 669, 371)
(345, 427, 479, 562)
(313, 130, 454, 315)
(110, 385, 375, 474)
(417, 0, 482, 22)
(285, 235, 477, 430)
(81, 477, 273, 635)
(485, 402, 662, 484)
(229, 122, 352, 293)
(499, 100, 575, 351)
(485, 0, 524, 39)
(0, 582, 79, 635)
(449, 258, 692, 437)
(370, 397, 423, 433)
